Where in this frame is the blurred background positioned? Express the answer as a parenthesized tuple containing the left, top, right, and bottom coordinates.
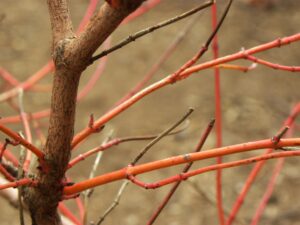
(1, 0, 300, 224)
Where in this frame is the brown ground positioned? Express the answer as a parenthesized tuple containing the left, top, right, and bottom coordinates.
(1, 0, 300, 224)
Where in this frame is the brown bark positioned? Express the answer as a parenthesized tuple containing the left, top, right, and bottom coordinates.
(23, 0, 145, 224)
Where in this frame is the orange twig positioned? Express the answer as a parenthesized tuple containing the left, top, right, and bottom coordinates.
(64, 138, 300, 195)
(0, 178, 36, 190)
(127, 150, 300, 189)
(0, 109, 50, 124)
(0, 124, 44, 159)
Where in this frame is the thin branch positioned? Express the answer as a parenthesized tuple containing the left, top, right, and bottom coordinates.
(250, 158, 284, 225)
(0, 143, 19, 167)
(0, 124, 44, 159)
(225, 103, 300, 225)
(0, 178, 35, 191)
(0, 0, 154, 104)
(131, 108, 194, 165)
(146, 119, 215, 225)
(179, 34, 300, 80)
(0, 157, 18, 179)
(18, 89, 33, 172)
(68, 122, 188, 169)
(0, 61, 54, 103)
(83, 132, 113, 225)
(71, 33, 300, 149)
(58, 202, 82, 225)
(91, 0, 214, 61)
(71, 0, 236, 149)
(3, 34, 300, 126)
(187, 180, 248, 225)
(211, 1, 225, 224)
(169, 0, 233, 80)
(242, 53, 300, 72)
(0, 67, 19, 86)
(96, 181, 129, 225)
(249, 127, 294, 225)
(94, 110, 192, 224)
(72, 0, 145, 64)
(114, 13, 202, 106)
(0, 163, 16, 181)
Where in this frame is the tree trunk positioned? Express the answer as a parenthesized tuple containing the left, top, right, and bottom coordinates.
(23, 1, 145, 224)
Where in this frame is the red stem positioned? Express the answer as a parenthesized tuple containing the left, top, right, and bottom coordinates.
(0, 67, 20, 86)
(250, 158, 284, 225)
(0, 164, 16, 181)
(146, 120, 214, 225)
(76, 0, 99, 33)
(58, 202, 82, 225)
(76, 197, 85, 223)
(0, 142, 19, 166)
(226, 103, 300, 225)
(0, 61, 54, 102)
(211, 2, 225, 224)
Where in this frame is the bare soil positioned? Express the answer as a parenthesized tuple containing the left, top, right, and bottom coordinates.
(0, 0, 300, 224)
